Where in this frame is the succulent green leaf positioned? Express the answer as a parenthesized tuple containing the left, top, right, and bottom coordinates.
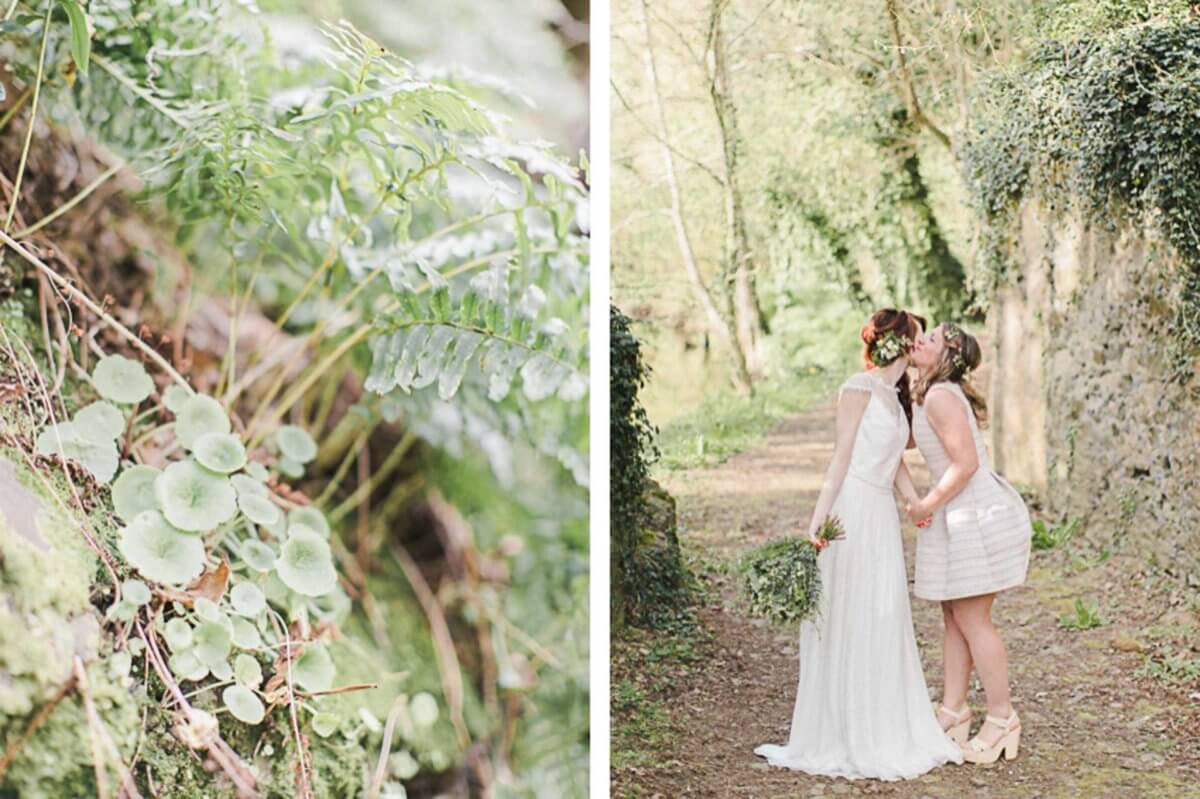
(276, 456, 305, 480)
(193, 620, 233, 667)
(222, 684, 265, 724)
(119, 510, 207, 585)
(311, 712, 339, 738)
(164, 618, 194, 650)
(111, 465, 161, 522)
(74, 401, 126, 442)
(193, 597, 222, 622)
(36, 421, 119, 483)
(175, 394, 231, 450)
(293, 643, 335, 692)
(389, 750, 419, 780)
(231, 617, 262, 649)
(163, 384, 191, 414)
(409, 692, 439, 726)
(288, 506, 330, 538)
(275, 425, 317, 463)
(231, 474, 269, 498)
(239, 539, 277, 573)
(193, 433, 247, 474)
(234, 653, 262, 689)
(245, 461, 270, 482)
(122, 579, 152, 606)
(168, 649, 208, 682)
(230, 582, 265, 616)
(239, 493, 281, 527)
(156, 459, 237, 532)
(106, 599, 136, 622)
(110, 650, 132, 677)
(210, 658, 234, 682)
(93, 354, 154, 405)
(276, 527, 338, 597)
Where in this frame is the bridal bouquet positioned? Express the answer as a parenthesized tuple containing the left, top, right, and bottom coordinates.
(741, 516, 845, 625)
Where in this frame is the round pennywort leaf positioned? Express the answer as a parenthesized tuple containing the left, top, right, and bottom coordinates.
(288, 506, 330, 538)
(293, 643, 335, 692)
(193, 433, 247, 474)
(94, 355, 154, 405)
(175, 395, 231, 450)
(275, 425, 317, 463)
(230, 582, 265, 616)
(119, 510, 206, 585)
(111, 465, 161, 523)
(276, 527, 337, 597)
(222, 684, 265, 724)
(156, 459, 237, 532)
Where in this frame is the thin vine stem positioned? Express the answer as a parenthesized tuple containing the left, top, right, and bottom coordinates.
(0, 231, 195, 392)
(2, 0, 52, 234)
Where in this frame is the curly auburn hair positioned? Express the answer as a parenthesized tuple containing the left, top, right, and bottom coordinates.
(860, 308, 925, 427)
(912, 322, 988, 427)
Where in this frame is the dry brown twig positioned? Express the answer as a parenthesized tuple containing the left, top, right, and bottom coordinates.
(136, 621, 259, 798)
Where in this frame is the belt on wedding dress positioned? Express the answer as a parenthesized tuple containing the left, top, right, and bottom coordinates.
(845, 468, 893, 493)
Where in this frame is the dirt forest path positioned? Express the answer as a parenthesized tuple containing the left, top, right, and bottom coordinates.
(632, 400, 1200, 799)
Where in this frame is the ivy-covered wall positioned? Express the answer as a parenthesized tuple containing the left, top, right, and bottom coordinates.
(967, 16, 1200, 584)
(986, 205, 1200, 583)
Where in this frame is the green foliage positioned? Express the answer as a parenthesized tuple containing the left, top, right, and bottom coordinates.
(1031, 516, 1082, 550)
(610, 306, 690, 627)
(1058, 597, 1110, 630)
(962, 18, 1200, 368)
(657, 368, 842, 471)
(1139, 648, 1200, 685)
(739, 536, 822, 625)
(2, 0, 587, 791)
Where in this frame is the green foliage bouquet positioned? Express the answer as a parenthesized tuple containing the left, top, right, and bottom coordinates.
(741, 516, 844, 625)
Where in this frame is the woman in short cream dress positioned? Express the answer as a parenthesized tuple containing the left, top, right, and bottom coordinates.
(905, 322, 1032, 764)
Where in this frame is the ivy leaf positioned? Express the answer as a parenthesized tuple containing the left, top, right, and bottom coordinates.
(58, 0, 90, 77)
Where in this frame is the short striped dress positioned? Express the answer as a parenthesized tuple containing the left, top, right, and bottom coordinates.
(911, 382, 1031, 601)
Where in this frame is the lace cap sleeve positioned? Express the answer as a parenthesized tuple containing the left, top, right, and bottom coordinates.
(838, 372, 875, 397)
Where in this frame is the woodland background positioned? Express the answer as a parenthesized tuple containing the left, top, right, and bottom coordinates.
(611, 0, 1199, 794)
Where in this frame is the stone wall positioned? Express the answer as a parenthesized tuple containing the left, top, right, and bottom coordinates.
(985, 201, 1200, 584)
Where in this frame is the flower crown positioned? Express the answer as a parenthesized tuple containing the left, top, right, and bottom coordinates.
(869, 330, 911, 367)
(944, 326, 973, 375)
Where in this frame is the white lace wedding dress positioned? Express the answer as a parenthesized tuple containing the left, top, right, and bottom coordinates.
(754, 372, 963, 780)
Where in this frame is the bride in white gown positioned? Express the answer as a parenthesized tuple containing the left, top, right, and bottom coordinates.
(755, 309, 962, 780)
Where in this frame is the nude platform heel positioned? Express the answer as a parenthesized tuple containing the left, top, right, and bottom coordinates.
(937, 703, 971, 745)
(962, 710, 1020, 764)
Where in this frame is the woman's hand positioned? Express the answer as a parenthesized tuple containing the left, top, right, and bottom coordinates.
(906, 499, 933, 528)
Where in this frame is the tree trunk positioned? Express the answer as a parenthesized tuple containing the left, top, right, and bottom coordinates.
(636, 0, 753, 393)
(706, 0, 766, 379)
